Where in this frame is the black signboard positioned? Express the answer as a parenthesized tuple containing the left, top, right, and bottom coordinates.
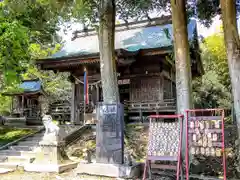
(96, 103, 124, 164)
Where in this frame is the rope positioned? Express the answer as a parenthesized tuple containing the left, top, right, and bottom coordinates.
(73, 75, 101, 86)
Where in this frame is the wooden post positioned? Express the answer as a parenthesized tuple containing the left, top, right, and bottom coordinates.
(11, 97, 13, 116)
(71, 82, 76, 124)
(21, 95, 24, 116)
(96, 84, 100, 102)
(79, 83, 84, 125)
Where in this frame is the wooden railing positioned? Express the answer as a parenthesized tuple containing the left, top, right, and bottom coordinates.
(124, 99, 176, 113)
(50, 102, 71, 116)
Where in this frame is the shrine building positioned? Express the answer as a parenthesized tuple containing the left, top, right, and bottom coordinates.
(2, 79, 47, 126)
(36, 16, 203, 125)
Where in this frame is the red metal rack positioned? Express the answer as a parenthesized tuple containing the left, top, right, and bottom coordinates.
(185, 109, 227, 180)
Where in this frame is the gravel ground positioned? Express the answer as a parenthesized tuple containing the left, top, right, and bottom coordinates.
(0, 169, 174, 180)
(0, 169, 116, 180)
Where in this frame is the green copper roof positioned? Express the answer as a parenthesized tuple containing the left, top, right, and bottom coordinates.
(51, 19, 197, 59)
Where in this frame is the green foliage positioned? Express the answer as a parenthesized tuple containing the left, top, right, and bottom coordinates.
(193, 32, 232, 109)
(23, 43, 71, 102)
(0, 95, 11, 114)
(0, 21, 30, 85)
(193, 70, 231, 109)
(202, 32, 230, 88)
(0, 0, 62, 87)
(1, 0, 61, 45)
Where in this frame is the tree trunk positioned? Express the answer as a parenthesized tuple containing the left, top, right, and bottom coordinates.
(220, 0, 240, 161)
(170, 0, 193, 151)
(98, 0, 119, 103)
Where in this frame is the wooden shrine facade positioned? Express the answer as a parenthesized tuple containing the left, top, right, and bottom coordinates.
(2, 79, 46, 126)
(36, 17, 203, 124)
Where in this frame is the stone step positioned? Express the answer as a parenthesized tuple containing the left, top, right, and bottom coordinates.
(9, 145, 36, 151)
(24, 136, 43, 141)
(0, 150, 36, 157)
(7, 156, 35, 164)
(0, 167, 15, 174)
(0, 162, 18, 170)
(17, 141, 39, 146)
(22, 133, 44, 139)
(0, 156, 7, 163)
(5, 122, 26, 127)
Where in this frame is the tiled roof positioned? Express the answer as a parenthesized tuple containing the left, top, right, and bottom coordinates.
(19, 80, 42, 92)
(49, 19, 197, 59)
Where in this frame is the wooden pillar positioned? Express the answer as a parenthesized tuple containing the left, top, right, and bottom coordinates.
(71, 82, 76, 124)
(21, 95, 24, 116)
(79, 83, 84, 125)
(11, 97, 13, 115)
(74, 82, 84, 125)
(96, 84, 100, 102)
(159, 75, 164, 101)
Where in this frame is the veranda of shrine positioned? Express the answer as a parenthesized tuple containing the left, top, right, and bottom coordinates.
(37, 16, 203, 125)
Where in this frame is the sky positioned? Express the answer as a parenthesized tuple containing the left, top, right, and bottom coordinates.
(59, 15, 233, 44)
(197, 15, 224, 37)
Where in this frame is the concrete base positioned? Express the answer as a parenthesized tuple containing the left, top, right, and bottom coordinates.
(24, 162, 78, 173)
(76, 163, 141, 178)
(0, 168, 14, 174)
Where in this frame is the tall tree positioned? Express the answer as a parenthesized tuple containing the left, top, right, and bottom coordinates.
(170, 1, 192, 114)
(220, 0, 240, 157)
(54, 0, 120, 103)
(98, 0, 119, 103)
(0, 0, 61, 85)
